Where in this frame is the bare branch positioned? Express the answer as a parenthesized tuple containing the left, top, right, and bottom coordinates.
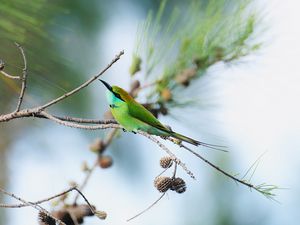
(0, 70, 21, 80)
(14, 43, 28, 112)
(50, 115, 117, 124)
(40, 111, 120, 130)
(180, 143, 254, 187)
(166, 139, 274, 196)
(0, 108, 117, 124)
(39, 50, 124, 110)
(0, 49, 124, 123)
(0, 186, 76, 208)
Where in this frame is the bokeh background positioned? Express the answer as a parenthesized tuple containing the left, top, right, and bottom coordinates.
(0, 0, 299, 224)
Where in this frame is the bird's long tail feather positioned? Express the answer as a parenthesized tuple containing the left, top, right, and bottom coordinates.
(170, 132, 228, 152)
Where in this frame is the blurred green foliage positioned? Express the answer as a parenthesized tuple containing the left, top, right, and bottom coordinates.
(131, 0, 261, 111)
(0, 0, 104, 114)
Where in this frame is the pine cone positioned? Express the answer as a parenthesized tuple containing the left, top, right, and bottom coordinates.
(171, 177, 186, 194)
(154, 176, 172, 193)
(159, 156, 173, 168)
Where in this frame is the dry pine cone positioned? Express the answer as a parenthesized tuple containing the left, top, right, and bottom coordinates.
(159, 156, 173, 168)
(154, 176, 172, 193)
(171, 177, 186, 194)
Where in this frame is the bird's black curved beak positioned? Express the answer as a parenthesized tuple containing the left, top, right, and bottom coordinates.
(99, 79, 113, 92)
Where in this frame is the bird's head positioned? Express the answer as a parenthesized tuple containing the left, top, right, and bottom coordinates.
(99, 79, 132, 104)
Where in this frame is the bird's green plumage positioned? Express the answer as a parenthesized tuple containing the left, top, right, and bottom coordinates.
(127, 97, 170, 133)
(101, 80, 202, 146)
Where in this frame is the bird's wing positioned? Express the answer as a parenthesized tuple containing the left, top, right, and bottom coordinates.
(127, 100, 169, 132)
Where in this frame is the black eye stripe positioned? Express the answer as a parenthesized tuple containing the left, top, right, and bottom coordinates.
(113, 92, 125, 102)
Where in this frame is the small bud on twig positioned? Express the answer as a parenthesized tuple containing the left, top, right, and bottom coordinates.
(89, 139, 105, 153)
(68, 181, 78, 188)
(98, 155, 113, 168)
(81, 161, 90, 172)
(95, 210, 107, 220)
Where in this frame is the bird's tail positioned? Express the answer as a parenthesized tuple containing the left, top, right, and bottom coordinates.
(170, 132, 227, 152)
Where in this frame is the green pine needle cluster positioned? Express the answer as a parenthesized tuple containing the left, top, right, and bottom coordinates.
(238, 152, 280, 201)
(130, 0, 262, 108)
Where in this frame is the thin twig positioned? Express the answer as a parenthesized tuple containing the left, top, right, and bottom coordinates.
(73, 187, 97, 214)
(155, 167, 169, 178)
(0, 59, 20, 79)
(0, 70, 21, 80)
(172, 162, 178, 179)
(39, 50, 124, 110)
(14, 42, 28, 112)
(127, 193, 166, 222)
(0, 187, 66, 225)
(73, 160, 98, 204)
(0, 186, 76, 208)
(175, 142, 256, 189)
(103, 128, 119, 148)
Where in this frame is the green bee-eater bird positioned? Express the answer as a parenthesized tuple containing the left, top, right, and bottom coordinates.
(100, 79, 224, 149)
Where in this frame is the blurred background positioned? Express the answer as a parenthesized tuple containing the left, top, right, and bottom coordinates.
(0, 0, 299, 224)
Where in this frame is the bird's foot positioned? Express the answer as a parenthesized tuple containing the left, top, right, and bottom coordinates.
(132, 131, 137, 134)
(122, 128, 127, 132)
